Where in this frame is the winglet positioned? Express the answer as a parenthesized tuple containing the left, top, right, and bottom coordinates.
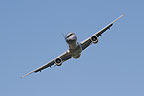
(21, 71, 34, 78)
(111, 14, 124, 24)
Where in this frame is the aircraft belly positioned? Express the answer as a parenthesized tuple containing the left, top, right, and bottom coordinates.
(69, 42, 82, 59)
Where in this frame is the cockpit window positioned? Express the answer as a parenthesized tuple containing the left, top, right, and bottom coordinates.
(67, 33, 73, 38)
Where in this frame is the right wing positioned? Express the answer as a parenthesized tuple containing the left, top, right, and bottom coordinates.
(21, 50, 71, 78)
(80, 14, 124, 50)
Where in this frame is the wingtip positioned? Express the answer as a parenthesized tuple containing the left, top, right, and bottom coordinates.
(21, 71, 34, 78)
(111, 14, 124, 24)
(20, 76, 25, 78)
(20, 75, 27, 78)
(120, 13, 124, 18)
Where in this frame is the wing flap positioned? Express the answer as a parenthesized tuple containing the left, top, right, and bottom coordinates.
(34, 60, 55, 73)
(96, 23, 113, 37)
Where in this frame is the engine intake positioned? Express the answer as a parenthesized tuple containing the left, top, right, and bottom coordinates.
(55, 58, 62, 66)
(91, 35, 98, 44)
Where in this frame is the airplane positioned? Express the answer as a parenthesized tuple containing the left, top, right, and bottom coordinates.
(21, 14, 124, 78)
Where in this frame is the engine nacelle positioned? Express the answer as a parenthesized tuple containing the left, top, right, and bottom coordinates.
(90, 35, 98, 44)
(55, 58, 62, 66)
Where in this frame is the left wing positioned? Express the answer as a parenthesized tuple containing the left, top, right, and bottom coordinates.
(80, 14, 124, 50)
(21, 50, 71, 78)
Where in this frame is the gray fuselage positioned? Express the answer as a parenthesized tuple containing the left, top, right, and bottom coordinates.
(65, 32, 82, 58)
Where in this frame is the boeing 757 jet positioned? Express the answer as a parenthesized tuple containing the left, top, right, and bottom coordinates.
(22, 14, 124, 78)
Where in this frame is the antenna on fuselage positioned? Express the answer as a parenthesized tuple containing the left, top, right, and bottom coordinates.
(61, 33, 65, 37)
(61, 33, 66, 41)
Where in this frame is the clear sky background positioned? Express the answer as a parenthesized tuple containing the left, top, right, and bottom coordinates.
(0, 0, 144, 96)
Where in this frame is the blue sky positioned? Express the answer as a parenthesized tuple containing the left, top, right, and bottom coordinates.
(0, 0, 144, 96)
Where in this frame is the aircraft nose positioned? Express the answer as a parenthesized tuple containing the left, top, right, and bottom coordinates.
(66, 36, 77, 43)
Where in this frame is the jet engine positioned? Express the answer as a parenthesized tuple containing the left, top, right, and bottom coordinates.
(55, 58, 62, 66)
(90, 35, 98, 44)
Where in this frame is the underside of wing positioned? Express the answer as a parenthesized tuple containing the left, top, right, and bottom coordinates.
(95, 14, 124, 37)
(58, 50, 72, 62)
(21, 60, 55, 78)
(80, 14, 124, 51)
(80, 37, 92, 50)
(34, 60, 55, 73)
(21, 50, 72, 78)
